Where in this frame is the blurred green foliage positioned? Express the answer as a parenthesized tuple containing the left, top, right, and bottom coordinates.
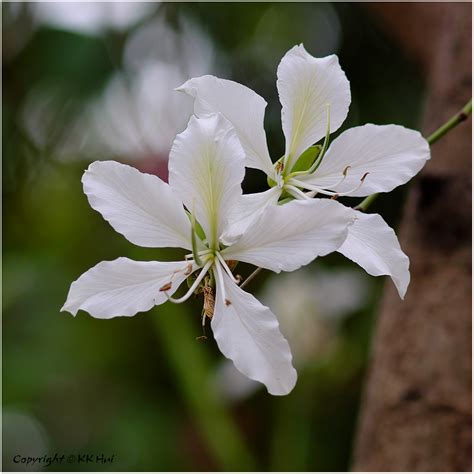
(3, 2, 425, 471)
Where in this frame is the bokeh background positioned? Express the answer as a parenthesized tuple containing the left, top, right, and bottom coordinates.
(3, 2, 427, 471)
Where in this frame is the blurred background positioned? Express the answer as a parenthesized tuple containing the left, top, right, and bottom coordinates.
(3, 2, 427, 471)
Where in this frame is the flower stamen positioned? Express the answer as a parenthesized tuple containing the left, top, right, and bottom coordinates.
(159, 282, 172, 292)
(185, 249, 212, 260)
(288, 171, 369, 198)
(216, 253, 240, 284)
(285, 184, 312, 200)
(214, 261, 231, 307)
(159, 262, 195, 293)
(167, 260, 212, 304)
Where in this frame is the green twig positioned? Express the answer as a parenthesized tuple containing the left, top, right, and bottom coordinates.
(427, 99, 472, 145)
(355, 98, 472, 212)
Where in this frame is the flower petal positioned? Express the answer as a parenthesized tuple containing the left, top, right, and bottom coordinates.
(338, 211, 410, 298)
(176, 75, 275, 177)
(221, 187, 282, 245)
(223, 199, 355, 272)
(211, 270, 297, 396)
(169, 114, 245, 246)
(83, 160, 191, 249)
(277, 44, 351, 170)
(61, 258, 194, 318)
(302, 124, 430, 197)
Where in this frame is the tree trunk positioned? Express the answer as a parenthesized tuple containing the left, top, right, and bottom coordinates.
(353, 4, 472, 471)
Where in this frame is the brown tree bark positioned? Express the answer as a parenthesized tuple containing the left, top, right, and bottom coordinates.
(353, 4, 472, 471)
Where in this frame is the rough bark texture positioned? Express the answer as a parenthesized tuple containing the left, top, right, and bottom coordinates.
(353, 4, 472, 472)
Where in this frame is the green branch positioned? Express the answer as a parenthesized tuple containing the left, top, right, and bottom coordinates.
(427, 99, 472, 145)
(355, 98, 472, 212)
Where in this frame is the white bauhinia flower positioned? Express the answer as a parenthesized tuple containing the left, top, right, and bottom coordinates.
(61, 113, 356, 396)
(177, 43, 431, 298)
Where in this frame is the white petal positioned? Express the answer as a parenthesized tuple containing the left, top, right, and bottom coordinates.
(223, 199, 355, 272)
(83, 161, 191, 249)
(168, 114, 245, 246)
(61, 258, 194, 318)
(221, 187, 282, 245)
(277, 44, 350, 170)
(338, 211, 410, 298)
(302, 124, 430, 197)
(176, 75, 275, 177)
(211, 271, 297, 396)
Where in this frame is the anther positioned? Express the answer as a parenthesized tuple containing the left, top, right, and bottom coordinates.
(203, 285, 215, 320)
(159, 282, 172, 292)
(225, 299, 232, 306)
(225, 260, 238, 271)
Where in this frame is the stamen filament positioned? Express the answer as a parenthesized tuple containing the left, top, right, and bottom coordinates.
(216, 253, 240, 283)
(167, 260, 212, 304)
(288, 173, 368, 197)
(285, 184, 312, 200)
(214, 262, 228, 306)
(185, 249, 213, 259)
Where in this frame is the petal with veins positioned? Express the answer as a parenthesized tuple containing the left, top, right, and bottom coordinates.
(223, 199, 355, 273)
(83, 160, 192, 249)
(221, 187, 282, 245)
(338, 211, 410, 298)
(61, 258, 194, 318)
(176, 75, 275, 177)
(302, 124, 430, 197)
(212, 270, 297, 396)
(277, 44, 351, 170)
(169, 114, 245, 247)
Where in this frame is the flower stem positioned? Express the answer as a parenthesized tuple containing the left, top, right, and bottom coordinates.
(355, 98, 472, 212)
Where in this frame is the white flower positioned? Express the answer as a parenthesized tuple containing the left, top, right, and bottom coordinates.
(32, 2, 156, 36)
(61, 113, 355, 395)
(88, 62, 195, 165)
(177, 44, 431, 298)
(87, 16, 215, 166)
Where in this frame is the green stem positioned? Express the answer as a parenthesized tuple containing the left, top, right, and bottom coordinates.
(427, 99, 472, 145)
(355, 98, 472, 212)
(152, 304, 256, 471)
(354, 192, 379, 212)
